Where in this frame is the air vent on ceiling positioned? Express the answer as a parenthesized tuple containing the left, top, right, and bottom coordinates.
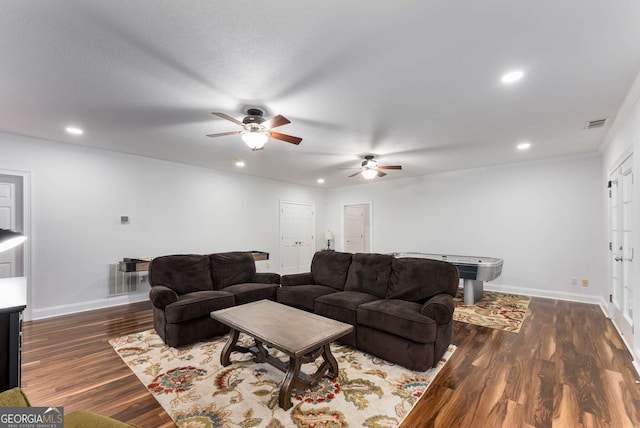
(584, 118, 609, 130)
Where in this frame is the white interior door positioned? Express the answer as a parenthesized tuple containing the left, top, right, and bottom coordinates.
(280, 201, 315, 275)
(344, 204, 366, 253)
(610, 155, 634, 346)
(0, 181, 17, 278)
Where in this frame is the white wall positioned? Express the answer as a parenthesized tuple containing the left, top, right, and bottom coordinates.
(0, 132, 326, 319)
(326, 154, 606, 304)
(0, 129, 612, 319)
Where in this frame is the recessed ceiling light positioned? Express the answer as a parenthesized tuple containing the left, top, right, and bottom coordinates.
(501, 70, 524, 84)
(317, 178, 325, 184)
(517, 142, 531, 150)
(65, 126, 84, 135)
(234, 158, 245, 167)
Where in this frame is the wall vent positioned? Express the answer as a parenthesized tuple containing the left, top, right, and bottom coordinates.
(108, 263, 139, 296)
(584, 118, 609, 130)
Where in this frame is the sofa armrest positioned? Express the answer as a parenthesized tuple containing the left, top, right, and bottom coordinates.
(421, 293, 455, 325)
(149, 285, 179, 310)
(281, 272, 313, 287)
(253, 272, 281, 284)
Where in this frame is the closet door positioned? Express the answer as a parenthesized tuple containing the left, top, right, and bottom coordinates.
(609, 155, 634, 347)
(280, 201, 315, 275)
(344, 205, 365, 253)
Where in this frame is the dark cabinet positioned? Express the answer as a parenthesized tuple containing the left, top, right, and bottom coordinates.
(0, 304, 25, 392)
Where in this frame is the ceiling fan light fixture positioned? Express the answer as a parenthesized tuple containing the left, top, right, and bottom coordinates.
(241, 129, 269, 150)
(361, 168, 378, 180)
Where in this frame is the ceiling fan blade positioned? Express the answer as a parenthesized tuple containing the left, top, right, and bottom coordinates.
(211, 112, 244, 126)
(270, 131, 302, 145)
(377, 165, 402, 170)
(377, 170, 388, 177)
(349, 170, 364, 178)
(206, 130, 242, 138)
(262, 115, 290, 129)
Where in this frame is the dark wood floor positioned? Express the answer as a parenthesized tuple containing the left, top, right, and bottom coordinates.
(20, 298, 640, 427)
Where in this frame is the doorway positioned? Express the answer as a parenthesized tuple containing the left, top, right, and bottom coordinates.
(609, 154, 634, 348)
(343, 203, 371, 253)
(0, 175, 24, 278)
(279, 201, 315, 275)
(0, 170, 31, 320)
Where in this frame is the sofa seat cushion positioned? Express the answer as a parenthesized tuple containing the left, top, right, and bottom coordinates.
(220, 283, 279, 305)
(165, 290, 235, 324)
(277, 284, 337, 311)
(315, 291, 379, 325)
(344, 253, 393, 298)
(357, 299, 437, 344)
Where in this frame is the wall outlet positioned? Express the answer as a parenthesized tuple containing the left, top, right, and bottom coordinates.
(571, 277, 578, 285)
(581, 279, 589, 287)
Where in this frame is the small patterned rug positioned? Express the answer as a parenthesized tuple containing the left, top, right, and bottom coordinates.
(453, 289, 531, 333)
(110, 329, 455, 427)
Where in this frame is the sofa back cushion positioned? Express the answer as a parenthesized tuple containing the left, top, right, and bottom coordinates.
(344, 253, 393, 298)
(387, 257, 459, 301)
(149, 254, 214, 294)
(209, 252, 256, 290)
(311, 251, 353, 290)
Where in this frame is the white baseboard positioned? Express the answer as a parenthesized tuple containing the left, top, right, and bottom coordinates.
(30, 293, 149, 321)
(484, 283, 608, 309)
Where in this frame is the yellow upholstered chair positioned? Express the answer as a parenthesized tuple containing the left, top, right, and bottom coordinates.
(0, 388, 138, 428)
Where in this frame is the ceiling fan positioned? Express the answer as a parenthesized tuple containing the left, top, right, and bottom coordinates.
(349, 155, 402, 179)
(206, 108, 302, 151)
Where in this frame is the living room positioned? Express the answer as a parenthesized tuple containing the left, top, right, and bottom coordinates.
(1, 1, 640, 427)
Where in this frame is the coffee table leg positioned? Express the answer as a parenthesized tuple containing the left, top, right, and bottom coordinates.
(307, 342, 340, 384)
(322, 343, 339, 378)
(220, 328, 240, 366)
(279, 356, 302, 410)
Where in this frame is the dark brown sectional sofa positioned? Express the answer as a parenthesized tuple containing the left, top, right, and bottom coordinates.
(148, 251, 280, 347)
(277, 251, 459, 371)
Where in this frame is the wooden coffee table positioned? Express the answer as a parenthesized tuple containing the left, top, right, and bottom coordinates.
(210, 299, 353, 410)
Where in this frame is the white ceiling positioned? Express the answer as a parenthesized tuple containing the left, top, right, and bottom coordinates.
(2, 1, 640, 188)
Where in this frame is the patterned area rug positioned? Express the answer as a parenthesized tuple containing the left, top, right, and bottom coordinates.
(110, 330, 455, 427)
(453, 289, 531, 333)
